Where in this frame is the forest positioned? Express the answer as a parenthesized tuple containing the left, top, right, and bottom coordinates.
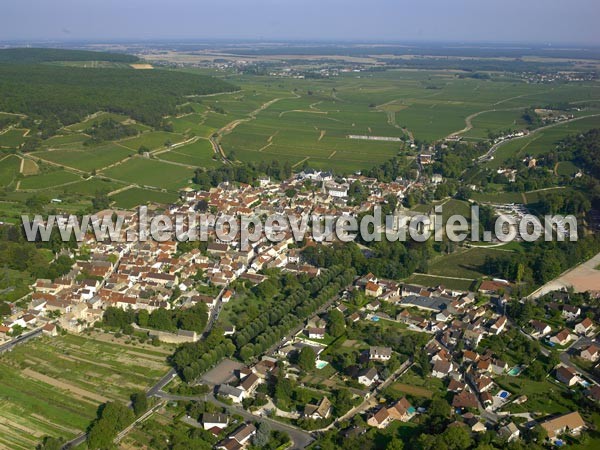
(0, 54, 237, 129)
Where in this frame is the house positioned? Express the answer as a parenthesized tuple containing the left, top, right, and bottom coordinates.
(436, 310, 452, 322)
(217, 384, 244, 403)
(580, 344, 600, 362)
(202, 413, 229, 431)
(490, 316, 507, 335)
(562, 305, 581, 321)
(499, 422, 520, 442)
(478, 280, 509, 295)
(491, 359, 508, 375)
(239, 373, 261, 396)
(307, 327, 325, 340)
(228, 423, 257, 446)
(367, 407, 391, 429)
(550, 329, 573, 346)
(432, 360, 454, 378)
(369, 346, 392, 361)
(574, 317, 595, 336)
(587, 385, 600, 403)
(540, 411, 585, 441)
(303, 396, 332, 420)
(41, 323, 58, 337)
(358, 367, 379, 386)
(222, 290, 233, 303)
(555, 365, 578, 387)
(365, 281, 383, 297)
(387, 397, 414, 422)
(366, 300, 381, 311)
(452, 391, 478, 409)
(530, 320, 551, 337)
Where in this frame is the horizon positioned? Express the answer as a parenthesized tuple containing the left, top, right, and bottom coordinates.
(2, 0, 599, 46)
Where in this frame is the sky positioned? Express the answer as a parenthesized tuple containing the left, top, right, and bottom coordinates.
(1, 0, 599, 45)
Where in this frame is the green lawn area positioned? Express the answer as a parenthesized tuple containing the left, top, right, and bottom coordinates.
(110, 187, 178, 208)
(495, 376, 578, 416)
(404, 274, 476, 291)
(18, 169, 81, 190)
(101, 157, 193, 190)
(427, 247, 514, 279)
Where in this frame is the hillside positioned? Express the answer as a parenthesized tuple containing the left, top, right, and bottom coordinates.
(0, 49, 237, 127)
(0, 47, 139, 63)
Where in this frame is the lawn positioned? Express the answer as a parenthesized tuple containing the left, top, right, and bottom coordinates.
(495, 376, 577, 416)
(101, 157, 193, 190)
(404, 274, 476, 291)
(0, 331, 171, 449)
(427, 247, 514, 279)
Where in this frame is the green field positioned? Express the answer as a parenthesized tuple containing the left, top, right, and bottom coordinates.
(101, 156, 193, 190)
(33, 143, 133, 172)
(0, 332, 171, 449)
(462, 108, 526, 140)
(204, 70, 600, 173)
(119, 130, 186, 151)
(487, 115, 600, 169)
(157, 138, 220, 168)
(0, 155, 22, 187)
(18, 169, 81, 190)
(427, 247, 514, 279)
(110, 187, 178, 208)
(64, 112, 132, 132)
(0, 128, 28, 148)
(404, 274, 477, 291)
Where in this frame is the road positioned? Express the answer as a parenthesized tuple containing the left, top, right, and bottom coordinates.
(62, 367, 178, 449)
(477, 113, 600, 163)
(527, 251, 600, 299)
(0, 327, 43, 354)
(155, 391, 314, 449)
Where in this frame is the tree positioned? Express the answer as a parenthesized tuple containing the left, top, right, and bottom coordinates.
(386, 437, 404, 450)
(37, 436, 64, 450)
(137, 309, 149, 327)
(130, 391, 148, 416)
(327, 309, 345, 337)
(441, 425, 473, 449)
(298, 346, 316, 371)
(87, 401, 134, 450)
(252, 421, 271, 447)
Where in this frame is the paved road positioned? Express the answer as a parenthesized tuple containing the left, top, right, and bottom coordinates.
(477, 113, 600, 163)
(155, 391, 314, 449)
(0, 327, 43, 353)
(62, 367, 178, 449)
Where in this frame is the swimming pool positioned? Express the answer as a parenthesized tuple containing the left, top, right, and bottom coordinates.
(508, 366, 522, 376)
(315, 360, 329, 369)
(371, 316, 380, 322)
(498, 391, 510, 399)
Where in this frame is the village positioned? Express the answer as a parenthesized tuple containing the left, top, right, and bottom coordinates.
(0, 169, 599, 449)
